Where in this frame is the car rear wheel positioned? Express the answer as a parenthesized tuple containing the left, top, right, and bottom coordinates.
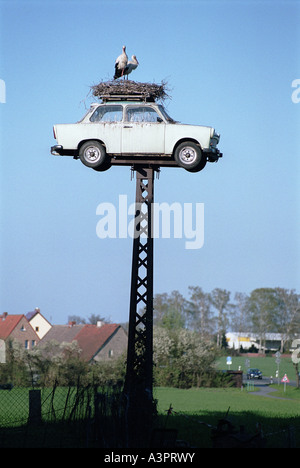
(79, 140, 107, 168)
(174, 141, 206, 172)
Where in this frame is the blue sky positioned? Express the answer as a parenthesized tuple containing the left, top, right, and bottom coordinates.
(0, 0, 299, 325)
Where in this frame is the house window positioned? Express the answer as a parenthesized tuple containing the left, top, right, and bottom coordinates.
(35, 326, 39, 332)
(108, 349, 114, 358)
(25, 340, 29, 349)
(21, 325, 26, 331)
(31, 340, 36, 348)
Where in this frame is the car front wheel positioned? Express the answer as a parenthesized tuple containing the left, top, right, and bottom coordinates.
(174, 141, 206, 172)
(79, 140, 107, 168)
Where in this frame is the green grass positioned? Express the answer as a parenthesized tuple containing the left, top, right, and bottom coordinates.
(0, 386, 92, 427)
(154, 386, 300, 448)
(268, 384, 300, 400)
(0, 388, 29, 426)
(155, 386, 300, 417)
(216, 355, 297, 380)
(1, 377, 300, 447)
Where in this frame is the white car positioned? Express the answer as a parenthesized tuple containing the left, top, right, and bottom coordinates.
(51, 100, 222, 172)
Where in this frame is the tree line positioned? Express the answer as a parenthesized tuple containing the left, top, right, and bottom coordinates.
(153, 287, 300, 353)
(1, 288, 298, 390)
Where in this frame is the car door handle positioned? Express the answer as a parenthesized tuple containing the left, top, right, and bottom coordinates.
(123, 125, 133, 128)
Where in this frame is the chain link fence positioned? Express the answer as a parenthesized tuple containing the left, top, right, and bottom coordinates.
(1, 384, 300, 447)
(0, 383, 126, 448)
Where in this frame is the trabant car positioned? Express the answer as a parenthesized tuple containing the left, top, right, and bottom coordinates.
(51, 101, 222, 172)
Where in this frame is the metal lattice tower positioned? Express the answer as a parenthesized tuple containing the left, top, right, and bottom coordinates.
(124, 166, 156, 447)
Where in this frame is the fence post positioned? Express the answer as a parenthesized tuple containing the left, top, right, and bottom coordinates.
(28, 389, 42, 425)
(287, 426, 295, 448)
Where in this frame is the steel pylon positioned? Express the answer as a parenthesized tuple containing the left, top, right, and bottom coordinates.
(124, 166, 157, 447)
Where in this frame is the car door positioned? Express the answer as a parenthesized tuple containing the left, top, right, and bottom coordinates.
(122, 105, 165, 155)
(89, 105, 123, 153)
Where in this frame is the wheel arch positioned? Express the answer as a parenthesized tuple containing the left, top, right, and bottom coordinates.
(172, 138, 202, 156)
(77, 138, 107, 155)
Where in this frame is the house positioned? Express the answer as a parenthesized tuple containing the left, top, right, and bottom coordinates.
(39, 321, 128, 362)
(0, 313, 40, 359)
(38, 322, 86, 347)
(74, 322, 127, 362)
(26, 308, 52, 339)
(0, 339, 5, 364)
(226, 332, 282, 352)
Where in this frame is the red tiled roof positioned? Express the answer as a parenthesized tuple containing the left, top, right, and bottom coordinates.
(0, 315, 24, 339)
(74, 323, 120, 361)
(39, 324, 85, 344)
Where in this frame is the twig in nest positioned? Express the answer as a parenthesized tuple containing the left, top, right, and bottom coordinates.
(91, 80, 171, 102)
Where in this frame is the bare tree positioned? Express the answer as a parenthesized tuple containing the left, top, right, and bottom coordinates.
(247, 288, 278, 352)
(153, 290, 187, 330)
(273, 288, 300, 352)
(210, 288, 231, 347)
(188, 286, 213, 338)
(229, 292, 250, 349)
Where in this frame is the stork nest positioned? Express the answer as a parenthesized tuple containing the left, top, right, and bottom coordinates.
(91, 80, 170, 102)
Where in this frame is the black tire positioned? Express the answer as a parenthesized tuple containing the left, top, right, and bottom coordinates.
(79, 140, 106, 168)
(92, 158, 112, 172)
(174, 141, 206, 172)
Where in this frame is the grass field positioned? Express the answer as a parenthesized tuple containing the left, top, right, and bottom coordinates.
(1, 355, 299, 448)
(1, 385, 300, 447)
(154, 385, 300, 448)
(0, 386, 92, 428)
(216, 355, 297, 380)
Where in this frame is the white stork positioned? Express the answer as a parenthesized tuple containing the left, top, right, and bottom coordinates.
(124, 55, 139, 79)
(114, 45, 128, 79)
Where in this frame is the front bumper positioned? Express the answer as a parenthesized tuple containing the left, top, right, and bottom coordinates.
(203, 148, 223, 162)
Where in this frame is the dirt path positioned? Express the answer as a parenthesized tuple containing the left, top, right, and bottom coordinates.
(250, 385, 293, 400)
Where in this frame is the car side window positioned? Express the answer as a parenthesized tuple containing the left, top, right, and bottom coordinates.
(126, 106, 162, 123)
(90, 105, 123, 122)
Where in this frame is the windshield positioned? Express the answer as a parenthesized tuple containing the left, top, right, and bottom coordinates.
(77, 108, 92, 123)
(158, 105, 175, 123)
